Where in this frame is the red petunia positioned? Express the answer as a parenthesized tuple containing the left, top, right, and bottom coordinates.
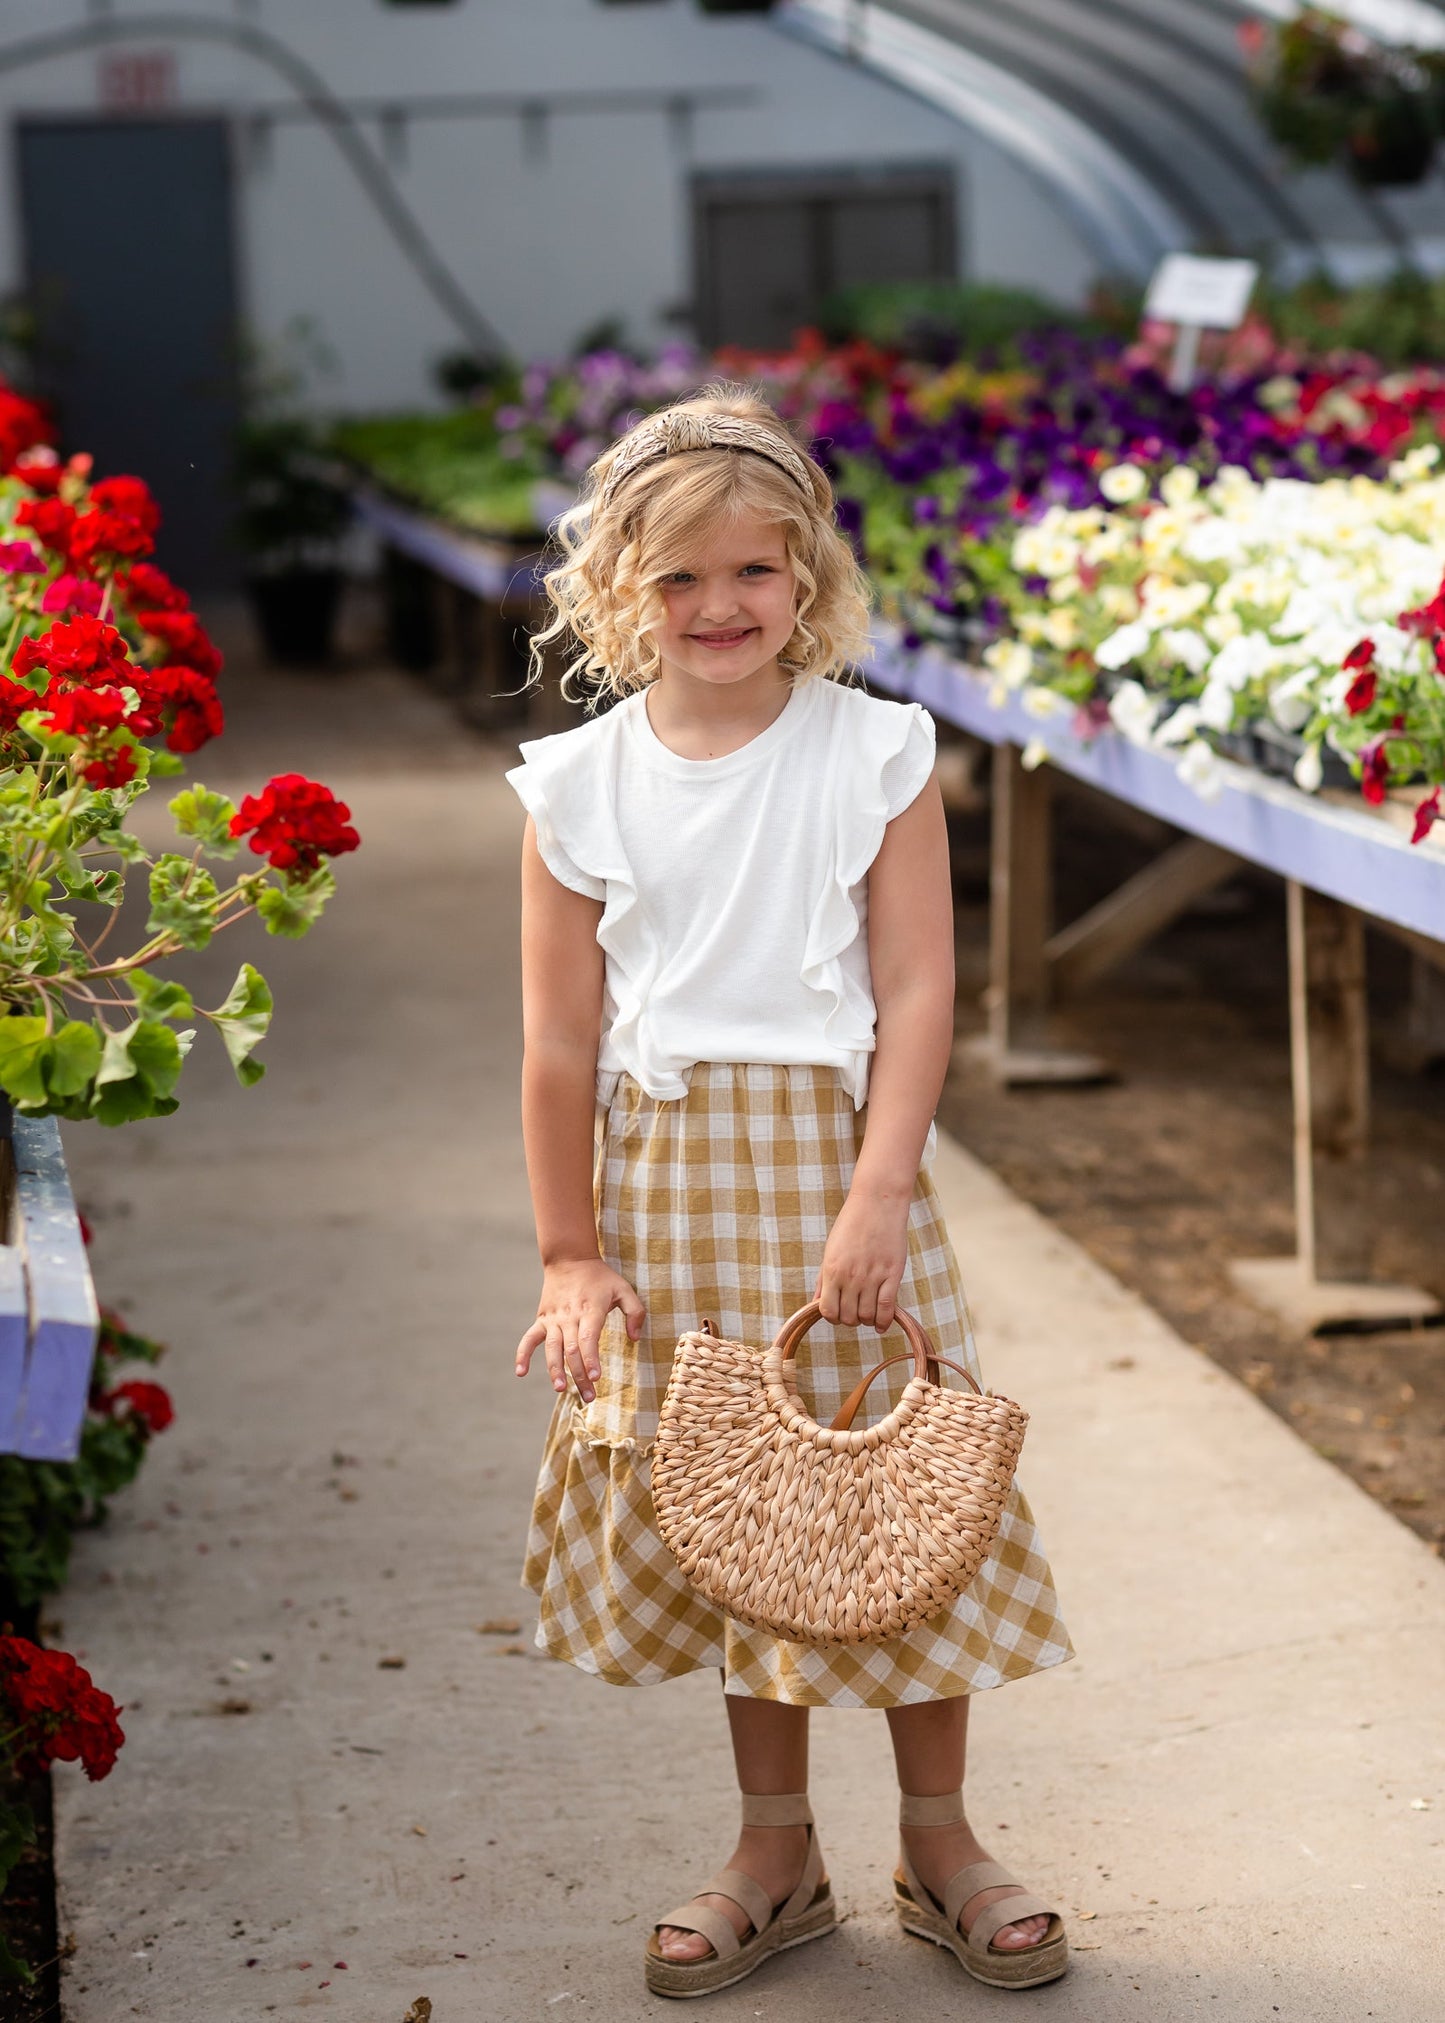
(68, 507, 155, 570)
(1344, 666, 1377, 715)
(81, 744, 139, 790)
(12, 614, 131, 687)
(15, 497, 77, 559)
(1342, 638, 1376, 670)
(117, 562, 188, 614)
(229, 772, 360, 874)
(41, 686, 129, 738)
(106, 1378, 174, 1433)
(89, 475, 161, 535)
(1359, 739, 1390, 807)
(1411, 787, 1442, 845)
(0, 1637, 124, 1782)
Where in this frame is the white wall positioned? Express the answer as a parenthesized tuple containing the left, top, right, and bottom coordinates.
(0, 0, 1097, 412)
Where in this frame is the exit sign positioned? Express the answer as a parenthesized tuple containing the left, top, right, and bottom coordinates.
(98, 50, 178, 111)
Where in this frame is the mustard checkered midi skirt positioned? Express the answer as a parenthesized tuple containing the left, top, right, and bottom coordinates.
(522, 1063, 1073, 1708)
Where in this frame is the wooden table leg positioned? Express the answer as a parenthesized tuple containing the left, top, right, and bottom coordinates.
(1230, 883, 1439, 1330)
(963, 744, 1110, 1086)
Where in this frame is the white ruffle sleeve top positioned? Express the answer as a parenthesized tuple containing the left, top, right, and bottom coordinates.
(505, 675, 937, 1109)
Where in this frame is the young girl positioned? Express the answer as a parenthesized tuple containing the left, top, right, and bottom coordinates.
(509, 387, 1073, 1999)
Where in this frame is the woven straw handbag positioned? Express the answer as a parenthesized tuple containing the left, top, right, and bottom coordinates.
(651, 1301, 1028, 1648)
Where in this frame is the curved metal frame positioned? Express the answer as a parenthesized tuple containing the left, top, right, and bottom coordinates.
(778, 0, 1187, 277)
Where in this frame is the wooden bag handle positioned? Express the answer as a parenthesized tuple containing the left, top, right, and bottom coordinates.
(767, 1300, 982, 1431)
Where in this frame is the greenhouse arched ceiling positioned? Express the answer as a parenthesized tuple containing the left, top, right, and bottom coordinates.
(777, 0, 1445, 280)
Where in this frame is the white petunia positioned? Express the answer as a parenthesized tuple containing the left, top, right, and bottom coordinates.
(1107, 678, 1160, 746)
(1036, 536, 1081, 579)
(1094, 620, 1151, 670)
(1198, 679, 1239, 732)
(982, 638, 1034, 689)
(1021, 737, 1050, 771)
(1099, 583, 1141, 622)
(1021, 685, 1065, 719)
(1157, 627, 1210, 674)
(1153, 701, 1203, 747)
(1042, 606, 1081, 649)
(1159, 465, 1200, 508)
(1176, 739, 1224, 801)
(1268, 668, 1319, 733)
(1293, 742, 1324, 793)
(1144, 580, 1210, 628)
(1099, 463, 1147, 504)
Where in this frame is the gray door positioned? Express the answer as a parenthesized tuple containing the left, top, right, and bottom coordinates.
(19, 119, 240, 590)
(694, 167, 956, 349)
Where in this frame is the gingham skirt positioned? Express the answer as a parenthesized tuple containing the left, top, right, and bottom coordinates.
(522, 1063, 1073, 1708)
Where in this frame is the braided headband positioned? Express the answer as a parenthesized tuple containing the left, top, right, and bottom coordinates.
(598, 410, 815, 508)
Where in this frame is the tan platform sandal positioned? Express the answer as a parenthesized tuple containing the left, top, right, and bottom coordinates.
(644, 1792, 837, 1999)
(894, 1792, 1069, 1990)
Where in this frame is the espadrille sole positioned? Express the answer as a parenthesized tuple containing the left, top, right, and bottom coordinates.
(644, 1884, 837, 1999)
(895, 1880, 1069, 1990)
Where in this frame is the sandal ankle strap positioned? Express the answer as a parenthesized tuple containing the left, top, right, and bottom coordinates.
(741, 1792, 813, 1828)
(899, 1790, 965, 1827)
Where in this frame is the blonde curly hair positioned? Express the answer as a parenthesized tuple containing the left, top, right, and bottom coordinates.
(529, 383, 872, 702)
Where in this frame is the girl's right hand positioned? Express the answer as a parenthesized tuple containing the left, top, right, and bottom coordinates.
(515, 1261, 646, 1405)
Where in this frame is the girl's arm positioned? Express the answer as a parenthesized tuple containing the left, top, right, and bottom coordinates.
(814, 771, 954, 1332)
(514, 818, 645, 1403)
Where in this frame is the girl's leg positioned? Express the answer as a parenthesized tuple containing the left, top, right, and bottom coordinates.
(654, 1696, 812, 1963)
(886, 1697, 1049, 1951)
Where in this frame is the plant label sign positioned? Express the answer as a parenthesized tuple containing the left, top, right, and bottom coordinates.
(1145, 255, 1259, 332)
(1146, 255, 1259, 393)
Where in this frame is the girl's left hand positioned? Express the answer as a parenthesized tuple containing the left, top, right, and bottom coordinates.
(814, 1191, 910, 1330)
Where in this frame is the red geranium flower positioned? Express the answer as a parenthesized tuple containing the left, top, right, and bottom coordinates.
(135, 608, 222, 678)
(89, 475, 161, 535)
(0, 672, 42, 733)
(42, 574, 104, 618)
(106, 1378, 174, 1433)
(141, 664, 224, 753)
(1359, 738, 1390, 807)
(41, 686, 129, 738)
(8, 446, 62, 495)
(117, 562, 189, 614)
(230, 773, 361, 874)
(1344, 666, 1377, 715)
(0, 1637, 124, 1782)
(0, 541, 43, 576)
(1411, 787, 1442, 845)
(82, 744, 139, 791)
(0, 385, 51, 470)
(12, 614, 131, 688)
(15, 497, 78, 559)
(69, 507, 155, 570)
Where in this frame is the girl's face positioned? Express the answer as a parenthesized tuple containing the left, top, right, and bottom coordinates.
(655, 517, 797, 688)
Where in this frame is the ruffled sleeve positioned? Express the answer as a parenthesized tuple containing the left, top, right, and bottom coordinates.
(879, 703, 937, 820)
(797, 691, 939, 1106)
(505, 725, 610, 902)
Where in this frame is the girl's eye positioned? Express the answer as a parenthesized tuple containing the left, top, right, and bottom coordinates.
(741, 565, 774, 577)
(663, 572, 696, 586)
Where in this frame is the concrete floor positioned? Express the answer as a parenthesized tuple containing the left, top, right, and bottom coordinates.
(49, 657, 1445, 2022)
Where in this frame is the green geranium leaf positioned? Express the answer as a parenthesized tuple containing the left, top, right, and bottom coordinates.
(92, 1018, 185, 1124)
(0, 1016, 102, 1107)
(203, 962, 272, 1086)
(169, 784, 241, 858)
(147, 750, 185, 777)
(257, 864, 336, 939)
(57, 861, 124, 907)
(129, 973, 195, 1022)
(147, 856, 220, 950)
(47, 1019, 103, 1096)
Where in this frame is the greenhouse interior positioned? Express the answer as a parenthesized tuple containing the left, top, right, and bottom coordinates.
(0, 2, 1440, 2018)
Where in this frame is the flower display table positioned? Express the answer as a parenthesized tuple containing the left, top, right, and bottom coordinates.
(870, 625, 1445, 1329)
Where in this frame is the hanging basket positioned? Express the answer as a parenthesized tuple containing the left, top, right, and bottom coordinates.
(1346, 90, 1439, 187)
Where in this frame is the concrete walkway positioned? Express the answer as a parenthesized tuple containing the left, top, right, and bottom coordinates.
(51, 657, 1445, 2022)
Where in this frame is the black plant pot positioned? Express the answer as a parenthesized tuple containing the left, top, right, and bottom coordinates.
(697, 0, 776, 13)
(246, 569, 344, 668)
